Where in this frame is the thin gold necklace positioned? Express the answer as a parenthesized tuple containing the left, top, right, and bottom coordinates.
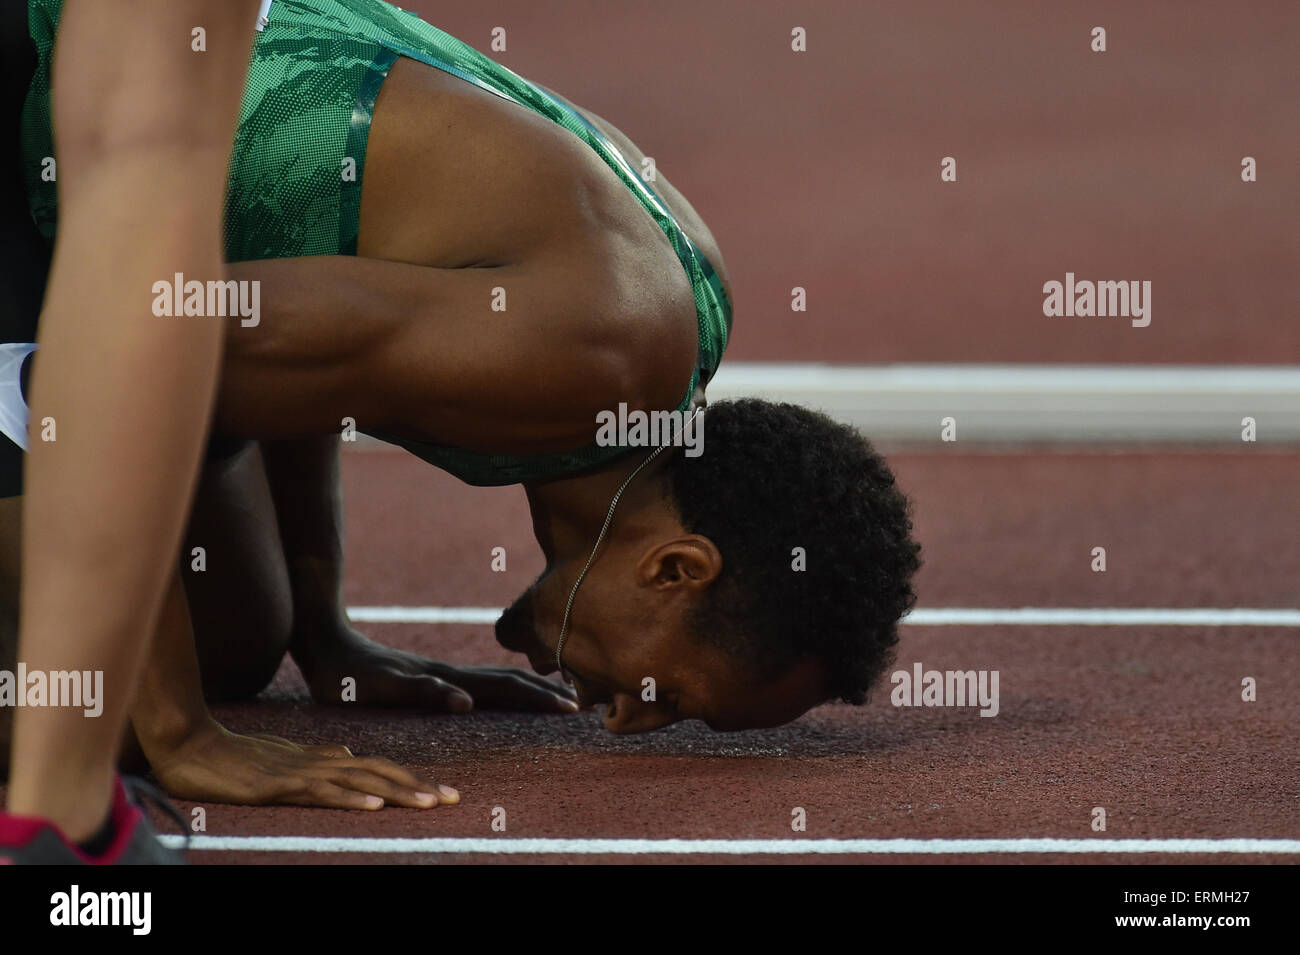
(554, 407, 701, 680)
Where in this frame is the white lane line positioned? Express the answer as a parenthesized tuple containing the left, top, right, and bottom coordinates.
(351, 606, 503, 624)
(903, 608, 1300, 626)
(158, 836, 1300, 855)
(711, 362, 1300, 396)
(705, 362, 1300, 442)
(347, 606, 1300, 627)
(340, 364, 1300, 445)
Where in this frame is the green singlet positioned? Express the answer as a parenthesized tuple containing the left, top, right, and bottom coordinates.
(20, 0, 731, 485)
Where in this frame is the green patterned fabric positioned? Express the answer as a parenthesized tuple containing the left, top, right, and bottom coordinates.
(21, 0, 731, 485)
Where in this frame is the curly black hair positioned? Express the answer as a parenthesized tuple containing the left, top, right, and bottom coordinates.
(663, 399, 921, 705)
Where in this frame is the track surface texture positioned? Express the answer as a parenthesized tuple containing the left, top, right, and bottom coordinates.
(156, 0, 1300, 861)
(7, 1, 1296, 867)
(179, 448, 1299, 864)
(415, 0, 1299, 364)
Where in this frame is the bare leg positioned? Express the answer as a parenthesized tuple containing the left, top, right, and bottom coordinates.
(182, 441, 294, 700)
(8, 0, 260, 840)
(1, 439, 296, 778)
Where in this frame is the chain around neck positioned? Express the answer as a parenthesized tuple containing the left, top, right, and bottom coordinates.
(553, 407, 701, 680)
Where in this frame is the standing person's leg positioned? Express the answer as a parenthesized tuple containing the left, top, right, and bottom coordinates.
(7, 0, 261, 844)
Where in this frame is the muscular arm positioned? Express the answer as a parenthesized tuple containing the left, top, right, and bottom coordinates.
(220, 249, 693, 453)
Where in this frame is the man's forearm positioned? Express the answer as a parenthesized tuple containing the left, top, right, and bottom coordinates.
(260, 436, 350, 641)
(130, 568, 213, 757)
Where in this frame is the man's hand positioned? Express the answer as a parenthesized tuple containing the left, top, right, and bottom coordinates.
(256, 438, 579, 715)
(131, 569, 458, 811)
(296, 627, 580, 713)
(146, 718, 459, 810)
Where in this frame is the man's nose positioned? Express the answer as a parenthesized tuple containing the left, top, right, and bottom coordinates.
(603, 693, 678, 734)
(526, 651, 558, 676)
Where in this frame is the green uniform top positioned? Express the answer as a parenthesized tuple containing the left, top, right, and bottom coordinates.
(21, 0, 731, 486)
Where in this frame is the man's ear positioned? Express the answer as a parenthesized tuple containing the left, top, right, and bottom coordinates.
(636, 534, 722, 591)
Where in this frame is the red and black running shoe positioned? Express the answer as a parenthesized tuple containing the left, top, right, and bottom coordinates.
(0, 775, 186, 865)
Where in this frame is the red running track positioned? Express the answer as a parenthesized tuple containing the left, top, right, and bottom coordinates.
(172, 447, 1299, 864)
